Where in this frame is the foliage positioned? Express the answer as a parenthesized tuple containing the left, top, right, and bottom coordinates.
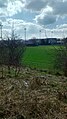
(0, 39, 25, 78)
(0, 40, 9, 77)
(55, 38, 67, 76)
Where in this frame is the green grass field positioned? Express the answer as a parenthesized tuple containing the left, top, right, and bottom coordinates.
(22, 45, 58, 71)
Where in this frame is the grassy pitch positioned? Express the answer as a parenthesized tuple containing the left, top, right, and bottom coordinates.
(23, 45, 58, 70)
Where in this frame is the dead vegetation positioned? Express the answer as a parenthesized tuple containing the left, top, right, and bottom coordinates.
(0, 67, 67, 119)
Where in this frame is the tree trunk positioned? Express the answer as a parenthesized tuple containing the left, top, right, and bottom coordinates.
(8, 65, 11, 77)
(1, 66, 4, 78)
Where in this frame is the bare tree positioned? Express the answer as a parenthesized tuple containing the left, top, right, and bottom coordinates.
(8, 38, 25, 77)
(0, 21, 25, 78)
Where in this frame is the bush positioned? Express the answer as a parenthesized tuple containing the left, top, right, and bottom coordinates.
(55, 38, 67, 76)
(0, 39, 25, 77)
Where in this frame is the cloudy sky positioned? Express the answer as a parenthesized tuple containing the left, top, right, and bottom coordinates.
(0, 0, 67, 39)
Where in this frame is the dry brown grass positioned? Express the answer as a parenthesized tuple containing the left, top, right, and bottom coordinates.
(0, 67, 67, 119)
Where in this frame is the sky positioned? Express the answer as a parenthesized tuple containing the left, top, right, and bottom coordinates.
(0, 0, 67, 40)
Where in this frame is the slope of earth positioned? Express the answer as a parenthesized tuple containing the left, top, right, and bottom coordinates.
(0, 67, 67, 119)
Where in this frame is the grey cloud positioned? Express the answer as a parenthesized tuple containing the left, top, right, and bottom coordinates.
(0, 0, 7, 8)
(34, 0, 67, 26)
(26, 0, 47, 11)
(52, 1, 67, 15)
(36, 14, 56, 26)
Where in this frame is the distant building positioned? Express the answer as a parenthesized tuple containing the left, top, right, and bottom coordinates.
(25, 38, 58, 46)
(46, 38, 57, 45)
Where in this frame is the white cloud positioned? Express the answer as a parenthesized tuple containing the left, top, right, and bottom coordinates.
(1, 0, 67, 25)
(7, 1, 24, 16)
(0, 0, 26, 17)
(56, 24, 67, 29)
(25, 0, 67, 26)
(34, 6, 56, 26)
(2, 18, 67, 39)
(0, 0, 67, 39)
(2, 18, 43, 39)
